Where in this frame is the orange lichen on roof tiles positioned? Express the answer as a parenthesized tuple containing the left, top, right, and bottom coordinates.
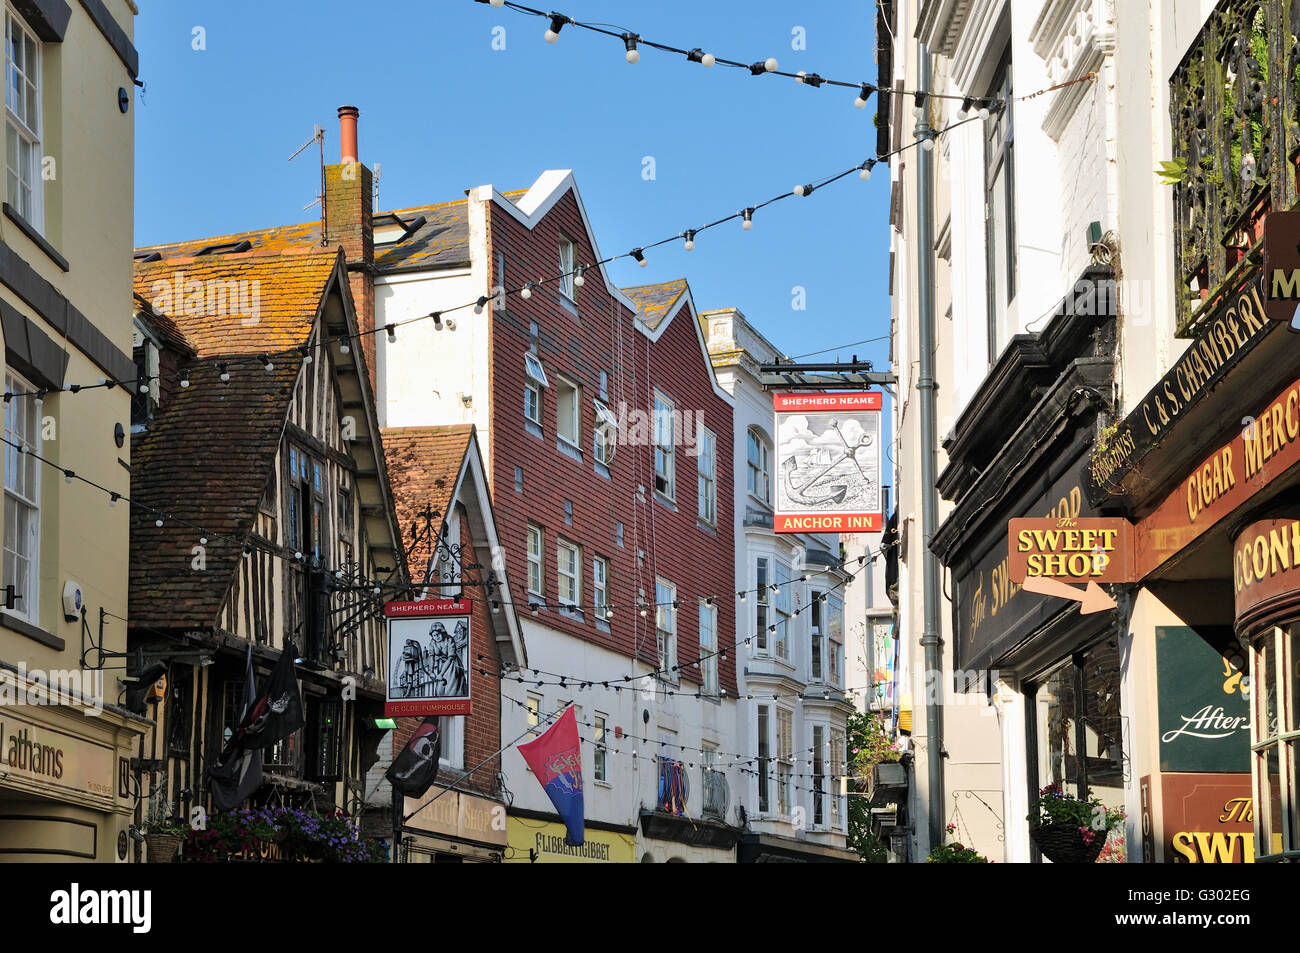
(382, 425, 475, 583)
(622, 279, 689, 330)
(133, 251, 341, 356)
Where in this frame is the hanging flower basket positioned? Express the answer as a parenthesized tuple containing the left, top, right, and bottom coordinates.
(1030, 823, 1105, 864)
(145, 832, 183, 863)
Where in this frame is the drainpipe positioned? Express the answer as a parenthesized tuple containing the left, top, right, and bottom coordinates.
(913, 40, 945, 851)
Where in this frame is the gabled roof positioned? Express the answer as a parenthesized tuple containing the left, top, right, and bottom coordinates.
(622, 279, 688, 331)
(129, 250, 403, 629)
(382, 424, 527, 668)
(622, 278, 735, 406)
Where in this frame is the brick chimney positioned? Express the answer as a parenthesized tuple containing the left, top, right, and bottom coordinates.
(324, 105, 376, 388)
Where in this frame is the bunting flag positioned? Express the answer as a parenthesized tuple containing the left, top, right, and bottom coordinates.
(385, 717, 442, 798)
(518, 705, 584, 845)
(209, 646, 263, 810)
(230, 640, 305, 751)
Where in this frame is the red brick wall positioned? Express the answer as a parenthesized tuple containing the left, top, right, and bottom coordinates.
(390, 522, 504, 796)
(485, 193, 737, 695)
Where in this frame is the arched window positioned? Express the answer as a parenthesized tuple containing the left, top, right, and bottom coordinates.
(747, 427, 772, 504)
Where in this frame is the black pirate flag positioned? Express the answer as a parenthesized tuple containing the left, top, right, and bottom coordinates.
(385, 717, 442, 798)
(229, 640, 305, 751)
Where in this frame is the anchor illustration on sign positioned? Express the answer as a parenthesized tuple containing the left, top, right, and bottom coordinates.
(783, 419, 874, 506)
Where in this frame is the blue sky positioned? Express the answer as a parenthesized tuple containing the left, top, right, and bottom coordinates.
(134, 1, 890, 372)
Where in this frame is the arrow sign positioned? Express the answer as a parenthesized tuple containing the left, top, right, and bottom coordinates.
(1020, 575, 1116, 614)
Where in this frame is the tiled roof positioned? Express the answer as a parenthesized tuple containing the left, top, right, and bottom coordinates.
(621, 279, 688, 330)
(133, 189, 529, 275)
(129, 356, 301, 628)
(381, 425, 474, 586)
(133, 292, 196, 359)
(128, 252, 345, 628)
(133, 252, 340, 355)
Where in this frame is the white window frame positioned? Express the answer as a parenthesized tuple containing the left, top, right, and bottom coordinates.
(827, 594, 844, 686)
(699, 601, 718, 694)
(524, 352, 549, 387)
(773, 561, 791, 661)
(593, 397, 617, 466)
(524, 381, 542, 426)
(438, 715, 465, 771)
(830, 727, 846, 828)
(757, 704, 771, 813)
(809, 590, 825, 682)
(558, 236, 577, 301)
(747, 428, 771, 505)
(556, 537, 581, 609)
(653, 390, 675, 500)
(556, 376, 580, 449)
(755, 556, 770, 653)
(697, 425, 716, 526)
(776, 707, 793, 815)
(811, 724, 826, 827)
(4, 367, 40, 623)
(525, 693, 542, 739)
(593, 555, 610, 620)
(593, 713, 608, 783)
(526, 524, 544, 598)
(4, 6, 41, 231)
(656, 578, 677, 681)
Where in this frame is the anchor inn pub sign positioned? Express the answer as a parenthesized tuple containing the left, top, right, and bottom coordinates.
(773, 392, 883, 534)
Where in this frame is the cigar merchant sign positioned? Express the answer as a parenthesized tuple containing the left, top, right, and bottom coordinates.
(1089, 271, 1271, 501)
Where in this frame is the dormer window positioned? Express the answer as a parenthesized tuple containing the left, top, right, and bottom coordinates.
(131, 321, 160, 431)
(5, 7, 42, 229)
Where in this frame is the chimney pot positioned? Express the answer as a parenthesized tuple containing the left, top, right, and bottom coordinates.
(338, 105, 359, 164)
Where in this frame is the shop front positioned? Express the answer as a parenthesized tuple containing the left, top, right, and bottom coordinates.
(1092, 263, 1300, 862)
(0, 666, 145, 862)
(934, 268, 1124, 862)
(401, 788, 508, 863)
(504, 810, 637, 864)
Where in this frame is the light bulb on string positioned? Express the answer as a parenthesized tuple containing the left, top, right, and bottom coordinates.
(573, 265, 585, 288)
(854, 83, 875, 109)
(741, 208, 754, 230)
(793, 183, 814, 197)
(682, 230, 696, 251)
(978, 100, 991, 120)
(623, 34, 640, 64)
(260, 354, 274, 372)
(386, 324, 397, 343)
(179, 368, 190, 388)
(913, 91, 927, 117)
(432, 312, 444, 330)
(765, 57, 778, 72)
(520, 282, 535, 300)
(631, 248, 647, 267)
(859, 159, 876, 181)
(218, 363, 230, 383)
(339, 337, 350, 354)
(474, 297, 487, 314)
(63, 470, 73, 484)
(109, 493, 119, 507)
(544, 14, 566, 43)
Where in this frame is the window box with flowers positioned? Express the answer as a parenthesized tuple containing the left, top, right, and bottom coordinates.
(1028, 783, 1126, 864)
(182, 807, 387, 863)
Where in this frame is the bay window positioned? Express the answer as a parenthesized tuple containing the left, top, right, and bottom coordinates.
(3, 369, 39, 621)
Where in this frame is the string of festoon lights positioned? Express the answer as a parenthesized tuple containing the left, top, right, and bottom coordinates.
(0, 428, 402, 595)
(470, 0, 1083, 118)
(474, 546, 885, 690)
(501, 695, 856, 785)
(26, 65, 1094, 406)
